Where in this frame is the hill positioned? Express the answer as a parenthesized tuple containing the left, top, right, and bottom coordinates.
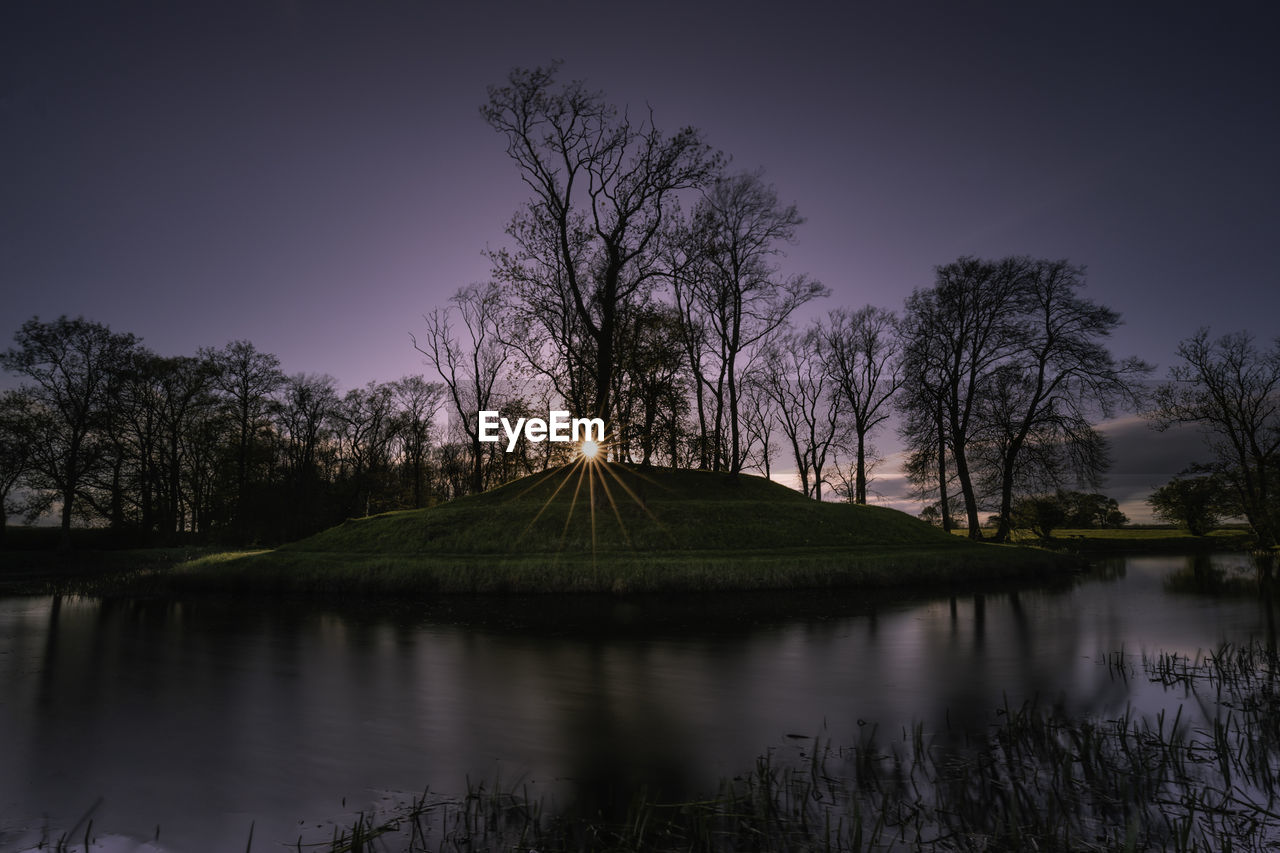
(175, 464, 1073, 595)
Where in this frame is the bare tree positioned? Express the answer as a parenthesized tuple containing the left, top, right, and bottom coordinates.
(203, 340, 284, 542)
(674, 170, 826, 473)
(900, 258, 1148, 540)
(335, 381, 400, 516)
(822, 306, 903, 503)
(759, 327, 843, 499)
(611, 301, 689, 466)
(899, 258, 1025, 537)
(280, 373, 338, 486)
(153, 355, 219, 539)
(0, 390, 35, 546)
(0, 316, 139, 547)
(898, 353, 957, 531)
(982, 260, 1150, 541)
(484, 63, 720, 426)
(413, 282, 512, 495)
(1147, 329, 1280, 547)
(394, 375, 446, 508)
(100, 346, 167, 536)
(739, 370, 779, 478)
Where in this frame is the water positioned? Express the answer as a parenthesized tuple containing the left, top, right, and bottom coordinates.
(0, 553, 1274, 851)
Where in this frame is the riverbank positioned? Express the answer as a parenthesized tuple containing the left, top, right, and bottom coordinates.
(1013, 526, 1257, 553)
(0, 546, 220, 594)
(1, 542, 1074, 597)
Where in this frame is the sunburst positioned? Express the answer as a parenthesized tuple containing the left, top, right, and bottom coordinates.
(511, 435, 672, 572)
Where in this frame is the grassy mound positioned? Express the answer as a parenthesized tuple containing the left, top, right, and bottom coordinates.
(163, 464, 1073, 596)
(289, 464, 962, 555)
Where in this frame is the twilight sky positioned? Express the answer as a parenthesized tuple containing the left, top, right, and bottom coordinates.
(3, 1, 1277, 517)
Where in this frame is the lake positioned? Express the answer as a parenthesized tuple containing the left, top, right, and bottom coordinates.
(0, 552, 1274, 851)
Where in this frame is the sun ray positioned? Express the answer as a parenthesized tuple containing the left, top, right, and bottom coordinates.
(587, 457, 597, 570)
(501, 429, 683, 568)
(512, 462, 577, 501)
(516, 457, 585, 543)
(598, 461, 674, 540)
(591, 460, 632, 548)
(558, 458, 590, 552)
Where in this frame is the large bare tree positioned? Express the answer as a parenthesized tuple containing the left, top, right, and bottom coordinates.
(674, 170, 825, 473)
(899, 257, 1148, 540)
(1147, 329, 1280, 547)
(822, 306, 902, 503)
(0, 316, 139, 547)
(899, 258, 1025, 537)
(393, 375, 446, 508)
(980, 260, 1150, 541)
(413, 282, 512, 495)
(759, 327, 843, 500)
(203, 339, 284, 542)
(483, 64, 720, 428)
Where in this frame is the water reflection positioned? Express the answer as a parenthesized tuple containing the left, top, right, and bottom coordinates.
(0, 554, 1277, 851)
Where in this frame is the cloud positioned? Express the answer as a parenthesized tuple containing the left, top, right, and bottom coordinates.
(1099, 415, 1210, 523)
(764, 416, 1212, 525)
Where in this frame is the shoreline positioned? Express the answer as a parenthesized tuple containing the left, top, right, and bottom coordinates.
(1, 542, 1082, 598)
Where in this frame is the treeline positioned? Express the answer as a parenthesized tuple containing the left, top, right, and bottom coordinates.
(5, 64, 1275, 550)
(0, 321, 571, 548)
(0, 64, 1155, 548)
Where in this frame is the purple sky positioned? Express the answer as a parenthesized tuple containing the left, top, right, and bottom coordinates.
(3, 1, 1277, 518)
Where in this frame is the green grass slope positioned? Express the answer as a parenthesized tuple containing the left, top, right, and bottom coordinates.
(287, 464, 960, 556)
(174, 465, 1073, 595)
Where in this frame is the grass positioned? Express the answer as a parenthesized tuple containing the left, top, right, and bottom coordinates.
(93, 464, 1077, 596)
(292, 464, 971, 554)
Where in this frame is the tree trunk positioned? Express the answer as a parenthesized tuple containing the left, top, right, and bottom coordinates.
(470, 435, 483, 495)
(727, 359, 741, 476)
(59, 489, 74, 550)
(950, 439, 983, 539)
(934, 402, 954, 532)
(855, 431, 867, 504)
(993, 440, 1024, 543)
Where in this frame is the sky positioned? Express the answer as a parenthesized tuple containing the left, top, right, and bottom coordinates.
(2, 1, 1277, 520)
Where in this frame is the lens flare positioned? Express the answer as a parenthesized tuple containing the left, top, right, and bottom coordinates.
(580, 439, 600, 460)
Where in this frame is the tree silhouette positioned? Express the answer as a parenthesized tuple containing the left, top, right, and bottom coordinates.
(758, 327, 842, 499)
(0, 390, 35, 546)
(823, 306, 902, 503)
(899, 257, 1146, 540)
(673, 170, 825, 473)
(202, 340, 284, 543)
(1148, 474, 1229, 536)
(393, 375, 446, 509)
(413, 282, 512, 495)
(0, 316, 139, 547)
(1148, 329, 1280, 546)
(899, 258, 1025, 537)
(484, 63, 720, 427)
